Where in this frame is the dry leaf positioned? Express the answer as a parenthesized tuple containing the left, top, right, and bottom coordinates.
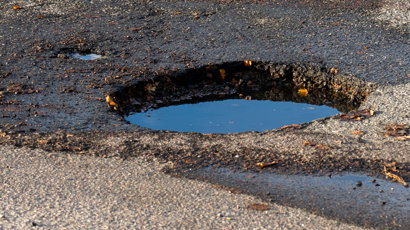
(303, 141, 330, 150)
(382, 167, 408, 187)
(352, 130, 365, 135)
(330, 67, 338, 74)
(256, 161, 278, 168)
(13, 5, 23, 10)
(128, 27, 143, 32)
(337, 108, 374, 121)
(144, 83, 157, 92)
(105, 95, 118, 110)
(298, 88, 308, 97)
(219, 69, 226, 80)
(247, 203, 269, 211)
(244, 96, 252, 100)
(379, 123, 409, 137)
(280, 124, 302, 130)
(303, 141, 315, 146)
(393, 136, 410, 141)
(316, 144, 330, 150)
(37, 139, 48, 145)
(244, 60, 252, 67)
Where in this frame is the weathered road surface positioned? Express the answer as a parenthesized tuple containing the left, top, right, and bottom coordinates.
(0, 0, 408, 229)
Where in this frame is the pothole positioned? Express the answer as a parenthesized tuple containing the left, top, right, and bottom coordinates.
(68, 53, 103, 60)
(125, 99, 339, 133)
(55, 48, 105, 60)
(110, 61, 376, 133)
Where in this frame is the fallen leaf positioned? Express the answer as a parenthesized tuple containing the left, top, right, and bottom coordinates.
(382, 166, 408, 187)
(37, 139, 48, 145)
(193, 12, 200, 19)
(337, 108, 374, 121)
(316, 144, 330, 150)
(303, 141, 315, 146)
(105, 95, 118, 110)
(279, 124, 302, 130)
(144, 83, 157, 92)
(244, 96, 252, 100)
(247, 203, 269, 211)
(393, 136, 410, 141)
(330, 67, 338, 74)
(244, 60, 252, 67)
(379, 123, 409, 137)
(256, 161, 278, 168)
(13, 5, 23, 10)
(128, 27, 143, 32)
(298, 88, 308, 97)
(219, 69, 226, 80)
(37, 15, 46, 19)
(384, 162, 396, 167)
(352, 130, 365, 135)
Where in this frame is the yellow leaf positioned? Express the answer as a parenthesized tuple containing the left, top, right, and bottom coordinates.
(219, 69, 226, 80)
(330, 67, 338, 74)
(298, 88, 308, 97)
(13, 5, 23, 10)
(105, 95, 118, 110)
(256, 161, 278, 168)
(244, 60, 252, 67)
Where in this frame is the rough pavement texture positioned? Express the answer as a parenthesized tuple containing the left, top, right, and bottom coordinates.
(0, 145, 363, 229)
(0, 0, 408, 229)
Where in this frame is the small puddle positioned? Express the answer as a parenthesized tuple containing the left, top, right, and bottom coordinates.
(111, 61, 376, 133)
(187, 167, 409, 229)
(68, 53, 103, 60)
(126, 99, 339, 133)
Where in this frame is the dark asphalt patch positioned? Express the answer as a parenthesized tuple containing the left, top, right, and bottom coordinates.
(182, 167, 410, 229)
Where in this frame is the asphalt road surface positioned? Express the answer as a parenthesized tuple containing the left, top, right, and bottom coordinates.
(0, 0, 408, 229)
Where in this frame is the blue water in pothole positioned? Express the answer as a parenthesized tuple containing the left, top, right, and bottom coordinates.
(126, 99, 339, 133)
(69, 53, 102, 60)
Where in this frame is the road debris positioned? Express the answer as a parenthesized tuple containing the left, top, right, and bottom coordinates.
(256, 161, 278, 168)
(247, 203, 269, 211)
(382, 166, 408, 187)
(379, 123, 409, 139)
(337, 108, 374, 121)
(279, 124, 302, 130)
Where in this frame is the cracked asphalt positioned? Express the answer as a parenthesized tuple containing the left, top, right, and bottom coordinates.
(0, 0, 409, 229)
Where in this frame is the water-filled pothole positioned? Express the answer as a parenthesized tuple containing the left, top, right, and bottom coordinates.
(110, 61, 376, 133)
(68, 53, 103, 60)
(125, 99, 339, 133)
